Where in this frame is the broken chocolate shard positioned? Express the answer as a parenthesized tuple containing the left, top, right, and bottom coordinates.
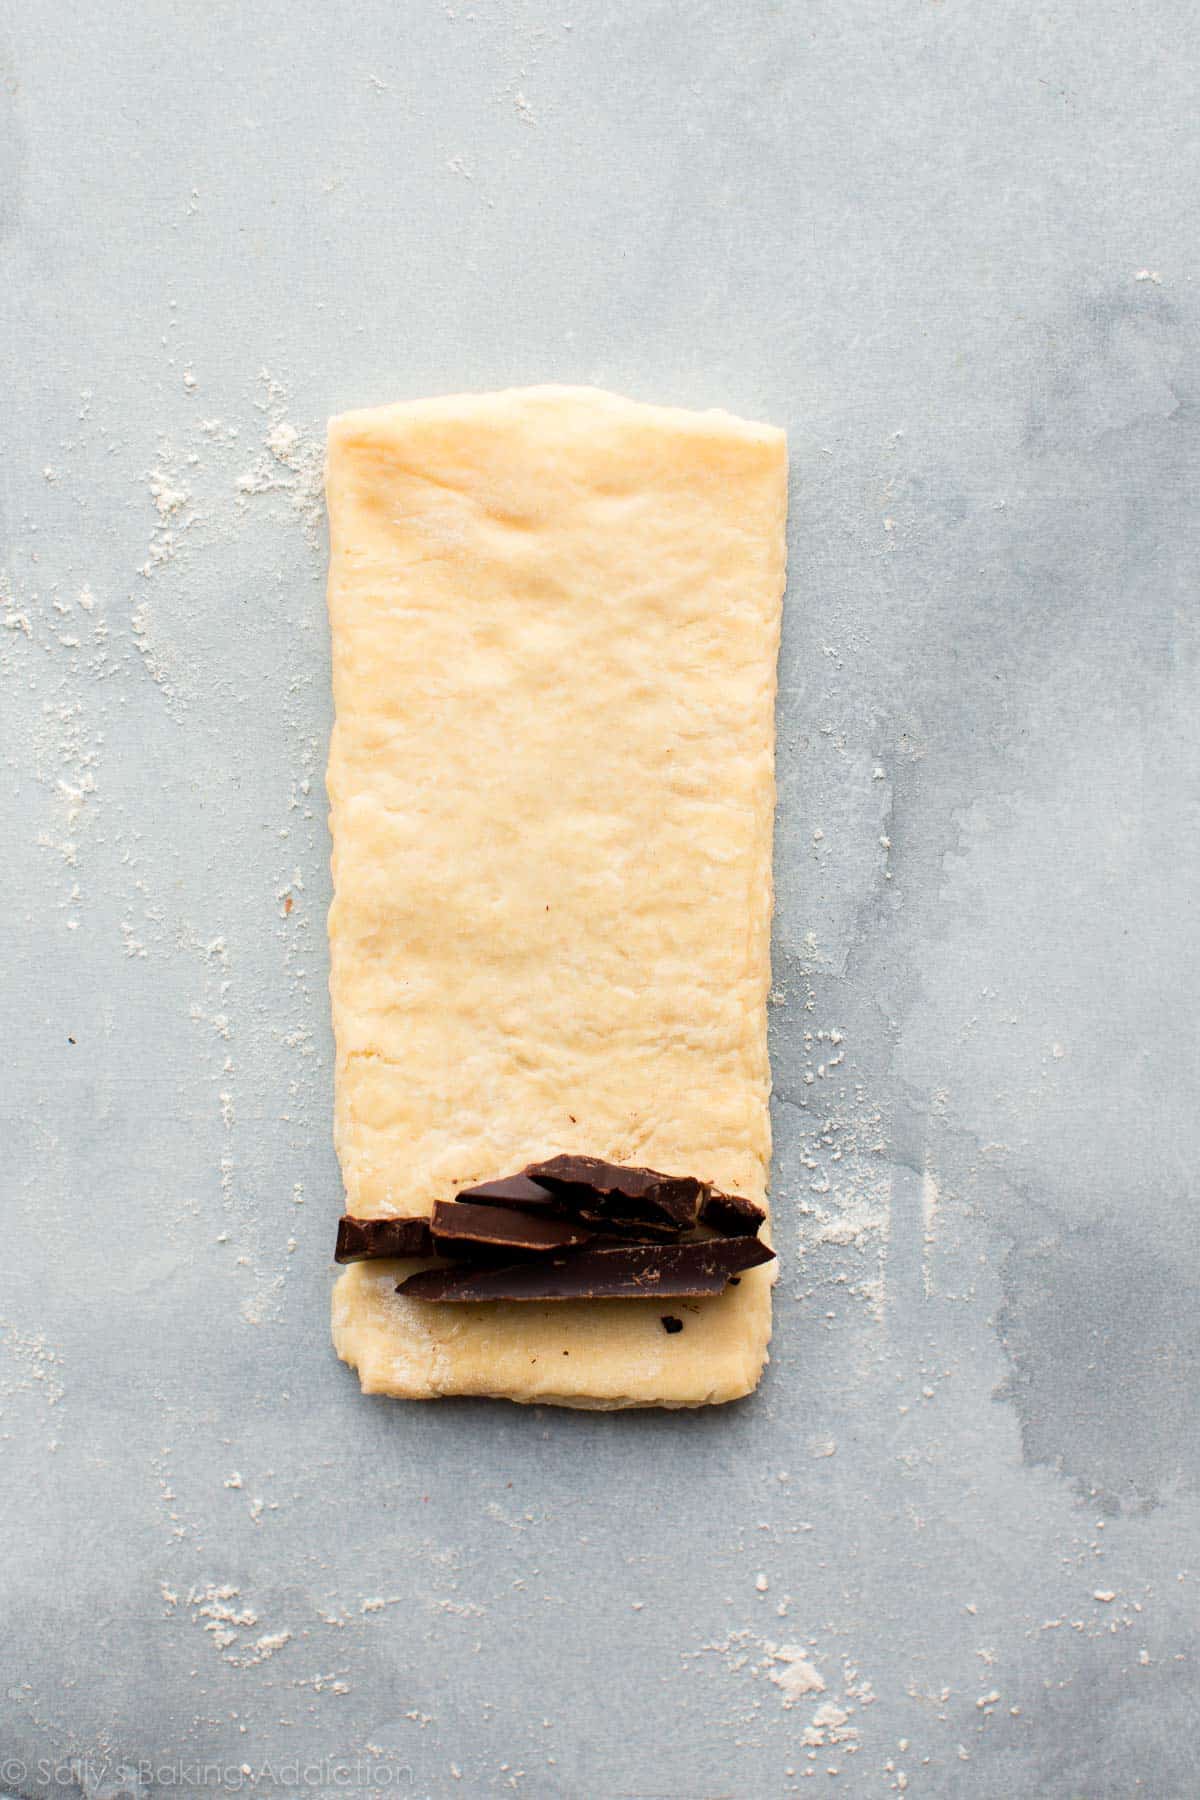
(700, 1190, 767, 1237)
(524, 1154, 706, 1231)
(397, 1234, 774, 1303)
(456, 1173, 560, 1213)
(431, 1198, 593, 1257)
(567, 1209, 681, 1242)
(335, 1215, 434, 1263)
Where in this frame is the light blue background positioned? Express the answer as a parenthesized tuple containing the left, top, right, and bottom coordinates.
(2, 4, 1198, 1795)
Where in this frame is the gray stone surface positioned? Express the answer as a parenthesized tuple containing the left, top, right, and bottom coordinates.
(2, 3, 1198, 1795)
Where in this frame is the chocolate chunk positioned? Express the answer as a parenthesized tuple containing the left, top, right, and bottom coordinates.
(661, 1315, 684, 1334)
(335, 1216, 434, 1263)
(700, 1190, 767, 1237)
(431, 1198, 592, 1257)
(397, 1234, 774, 1303)
(566, 1210, 682, 1242)
(525, 1154, 706, 1231)
(456, 1173, 560, 1212)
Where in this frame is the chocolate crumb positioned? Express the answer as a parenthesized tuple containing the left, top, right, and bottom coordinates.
(661, 1315, 684, 1334)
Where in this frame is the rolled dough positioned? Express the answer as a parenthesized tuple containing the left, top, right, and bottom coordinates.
(325, 386, 787, 1407)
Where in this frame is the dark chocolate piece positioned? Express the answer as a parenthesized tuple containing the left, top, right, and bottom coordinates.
(700, 1190, 767, 1237)
(456, 1173, 561, 1213)
(661, 1315, 684, 1334)
(431, 1198, 592, 1257)
(335, 1215, 434, 1264)
(525, 1154, 706, 1231)
(397, 1234, 774, 1303)
(458, 1170, 681, 1238)
(566, 1209, 681, 1242)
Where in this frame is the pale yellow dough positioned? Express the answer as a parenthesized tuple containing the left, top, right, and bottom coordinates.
(325, 386, 787, 1407)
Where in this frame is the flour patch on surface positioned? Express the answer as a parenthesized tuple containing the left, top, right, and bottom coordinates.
(163, 1581, 293, 1669)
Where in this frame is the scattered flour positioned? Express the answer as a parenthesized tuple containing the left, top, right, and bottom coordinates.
(0, 1325, 66, 1410)
(234, 368, 325, 544)
(767, 1643, 826, 1704)
(163, 1580, 292, 1670)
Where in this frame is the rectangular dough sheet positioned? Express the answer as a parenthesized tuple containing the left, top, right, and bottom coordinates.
(325, 385, 787, 1408)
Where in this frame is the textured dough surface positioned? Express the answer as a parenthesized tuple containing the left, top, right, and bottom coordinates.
(325, 386, 787, 1407)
